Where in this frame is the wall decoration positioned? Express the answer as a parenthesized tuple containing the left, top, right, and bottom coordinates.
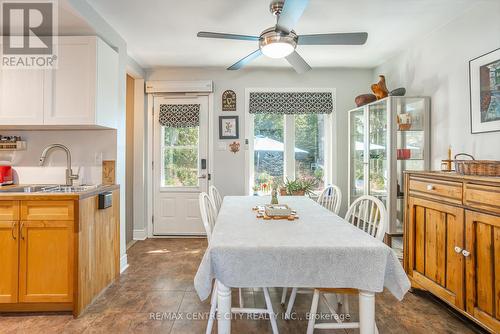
(222, 90, 237, 111)
(229, 141, 240, 154)
(389, 87, 406, 96)
(219, 116, 239, 139)
(371, 75, 389, 100)
(470, 48, 500, 133)
(354, 94, 377, 107)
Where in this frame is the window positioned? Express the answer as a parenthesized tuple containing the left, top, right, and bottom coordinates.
(294, 114, 326, 189)
(161, 126, 199, 187)
(247, 90, 334, 194)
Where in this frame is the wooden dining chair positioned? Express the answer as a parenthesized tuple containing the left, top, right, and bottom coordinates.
(199, 192, 279, 334)
(282, 184, 343, 316)
(209, 185, 223, 213)
(306, 195, 387, 334)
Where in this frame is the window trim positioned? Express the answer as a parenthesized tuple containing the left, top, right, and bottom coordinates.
(244, 88, 336, 195)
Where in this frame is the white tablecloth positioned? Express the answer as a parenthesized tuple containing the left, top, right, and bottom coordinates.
(194, 196, 410, 301)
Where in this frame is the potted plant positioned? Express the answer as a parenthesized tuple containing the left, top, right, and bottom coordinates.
(280, 177, 317, 196)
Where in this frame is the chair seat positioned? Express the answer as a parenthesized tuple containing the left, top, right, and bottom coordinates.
(316, 288, 358, 294)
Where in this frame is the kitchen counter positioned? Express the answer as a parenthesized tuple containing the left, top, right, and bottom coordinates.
(0, 184, 120, 200)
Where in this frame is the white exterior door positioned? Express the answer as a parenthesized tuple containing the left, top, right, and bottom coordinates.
(153, 95, 209, 235)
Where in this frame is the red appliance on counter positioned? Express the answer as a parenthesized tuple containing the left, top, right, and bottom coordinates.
(0, 166, 13, 186)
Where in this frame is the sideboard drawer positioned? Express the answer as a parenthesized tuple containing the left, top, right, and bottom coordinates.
(0, 201, 19, 220)
(21, 201, 74, 221)
(464, 183, 500, 215)
(409, 177, 463, 204)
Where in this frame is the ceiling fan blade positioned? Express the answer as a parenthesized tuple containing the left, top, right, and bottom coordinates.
(298, 32, 368, 45)
(285, 51, 311, 74)
(227, 49, 263, 70)
(197, 31, 260, 41)
(276, 0, 309, 33)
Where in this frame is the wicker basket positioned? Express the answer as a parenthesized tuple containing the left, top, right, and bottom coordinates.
(454, 153, 500, 177)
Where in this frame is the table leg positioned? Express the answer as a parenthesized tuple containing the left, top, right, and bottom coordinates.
(217, 280, 231, 334)
(359, 290, 375, 334)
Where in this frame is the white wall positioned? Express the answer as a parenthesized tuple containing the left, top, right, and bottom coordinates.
(67, 0, 130, 271)
(0, 130, 116, 185)
(374, 1, 500, 168)
(147, 67, 373, 213)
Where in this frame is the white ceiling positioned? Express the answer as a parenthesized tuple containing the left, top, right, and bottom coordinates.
(85, 0, 481, 69)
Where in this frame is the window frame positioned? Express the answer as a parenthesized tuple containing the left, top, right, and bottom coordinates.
(245, 88, 335, 195)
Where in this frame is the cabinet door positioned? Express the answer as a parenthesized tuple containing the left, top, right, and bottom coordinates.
(0, 221, 18, 303)
(0, 69, 48, 125)
(465, 210, 500, 332)
(45, 37, 97, 125)
(407, 197, 465, 309)
(19, 220, 74, 303)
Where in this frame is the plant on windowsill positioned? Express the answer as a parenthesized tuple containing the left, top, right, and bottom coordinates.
(279, 177, 317, 196)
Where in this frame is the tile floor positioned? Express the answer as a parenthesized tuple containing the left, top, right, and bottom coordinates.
(0, 238, 486, 333)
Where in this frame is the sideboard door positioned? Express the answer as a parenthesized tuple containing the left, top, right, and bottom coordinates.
(407, 197, 465, 309)
(465, 210, 500, 333)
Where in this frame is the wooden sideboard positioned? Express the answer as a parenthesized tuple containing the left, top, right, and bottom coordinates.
(404, 171, 500, 333)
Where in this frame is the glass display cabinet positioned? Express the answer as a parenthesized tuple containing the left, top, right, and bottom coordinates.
(348, 96, 430, 248)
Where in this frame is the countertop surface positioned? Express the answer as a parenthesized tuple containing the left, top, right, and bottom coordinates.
(404, 170, 500, 184)
(0, 184, 120, 200)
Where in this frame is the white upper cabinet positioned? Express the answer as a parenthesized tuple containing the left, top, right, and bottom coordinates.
(0, 36, 118, 129)
(0, 69, 49, 125)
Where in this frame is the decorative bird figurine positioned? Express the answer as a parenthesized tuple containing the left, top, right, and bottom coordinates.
(371, 75, 389, 100)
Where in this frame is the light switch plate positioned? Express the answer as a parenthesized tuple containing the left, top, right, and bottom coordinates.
(217, 142, 227, 151)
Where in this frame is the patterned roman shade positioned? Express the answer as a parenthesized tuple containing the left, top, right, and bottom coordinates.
(249, 92, 334, 115)
(159, 104, 200, 128)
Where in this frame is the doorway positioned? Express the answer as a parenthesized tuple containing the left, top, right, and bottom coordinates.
(152, 95, 209, 235)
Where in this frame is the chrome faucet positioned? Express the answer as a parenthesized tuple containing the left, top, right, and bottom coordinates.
(39, 144, 79, 186)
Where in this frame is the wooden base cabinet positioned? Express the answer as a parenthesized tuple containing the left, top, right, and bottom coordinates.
(405, 172, 500, 333)
(0, 187, 120, 316)
(0, 221, 18, 303)
(465, 211, 500, 331)
(18, 220, 74, 303)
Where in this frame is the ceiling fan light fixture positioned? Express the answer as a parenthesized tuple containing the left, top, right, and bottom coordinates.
(261, 42, 294, 58)
(259, 27, 297, 59)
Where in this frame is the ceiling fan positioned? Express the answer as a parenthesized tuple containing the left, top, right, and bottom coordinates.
(197, 0, 368, 74)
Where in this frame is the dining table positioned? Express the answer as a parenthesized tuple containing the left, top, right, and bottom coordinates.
(194, 196, 410, 334)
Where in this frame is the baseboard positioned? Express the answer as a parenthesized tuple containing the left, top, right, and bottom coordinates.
(133, 229, 147, 240)
(120, 253, 129, 273)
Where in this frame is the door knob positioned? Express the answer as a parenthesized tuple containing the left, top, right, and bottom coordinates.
(198, 174, 207, 179)
(462, 250, 471, 257)
(454, 246, 462, 254)
(427, 184, 435, 191)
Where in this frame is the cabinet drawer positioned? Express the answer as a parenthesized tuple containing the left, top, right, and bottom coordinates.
(464, 183, 500, 215)
(0, 201, 19, 221)
(409, 177, 463, 204)
(21, 201, 74, 221)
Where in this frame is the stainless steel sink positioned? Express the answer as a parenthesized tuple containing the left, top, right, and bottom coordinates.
(0, 185, 52, 193)
(0, 185, 98, 193)
(41, 185, 97, 193)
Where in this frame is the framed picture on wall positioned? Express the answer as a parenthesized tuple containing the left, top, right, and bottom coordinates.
(469, 48, 500, 133)
(219, 116, 239, 139)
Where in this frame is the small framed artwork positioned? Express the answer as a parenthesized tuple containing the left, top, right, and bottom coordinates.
(469, 48, 500, 134)
(219, 116, 239, 139)
(222, 90, 237, 111)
